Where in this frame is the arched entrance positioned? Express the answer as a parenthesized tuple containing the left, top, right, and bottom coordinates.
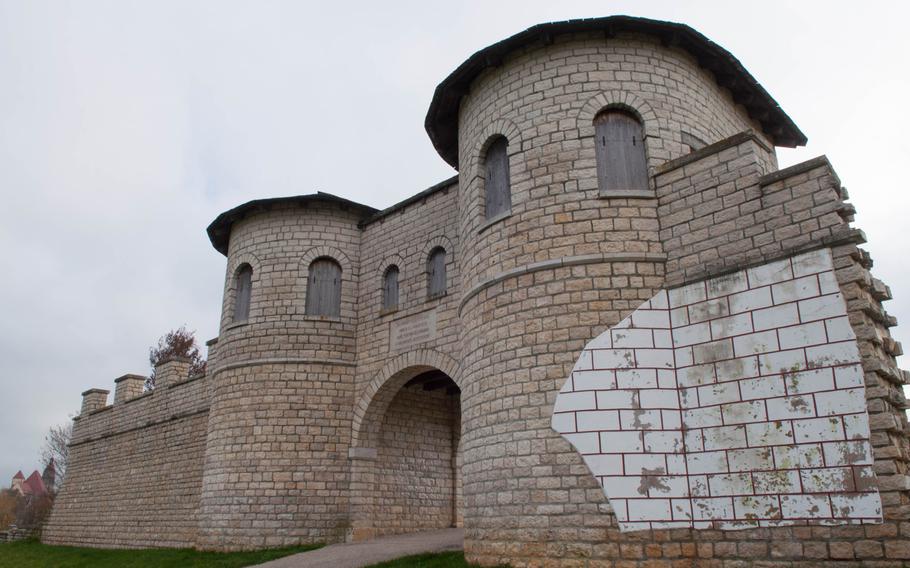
(348, 361, 462, 541)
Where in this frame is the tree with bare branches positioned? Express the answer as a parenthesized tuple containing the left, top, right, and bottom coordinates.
(41, 422, 71, 486)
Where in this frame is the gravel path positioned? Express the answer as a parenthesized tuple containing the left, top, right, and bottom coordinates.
(254, 528, 464, 568)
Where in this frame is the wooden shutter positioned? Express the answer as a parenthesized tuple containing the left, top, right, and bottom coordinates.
(484, 137, 511, 219)
(233, 265, 252, 322)
(428, 249, 446, 297)
(306, 258, 342, 316)
(383, 266, 399, 310)
(594, 111, 649, 193)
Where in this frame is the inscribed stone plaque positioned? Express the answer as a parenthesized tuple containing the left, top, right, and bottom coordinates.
(390, 309, 437, 352)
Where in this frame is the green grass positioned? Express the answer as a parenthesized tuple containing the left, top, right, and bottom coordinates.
(0, 539, 321, 568)
(366, 551, 473, 568)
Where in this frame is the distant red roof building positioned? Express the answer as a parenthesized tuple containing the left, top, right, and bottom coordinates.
(19, 472, 47, 497)
(9, 461, 55, 498)
(10, 471, 25, 494)
(5, 462, 56, 532)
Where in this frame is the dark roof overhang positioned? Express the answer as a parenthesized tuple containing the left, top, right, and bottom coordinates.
(425, 15, 808, 168)
(359, 175, 458, 228)
(206, 192, 377, 256)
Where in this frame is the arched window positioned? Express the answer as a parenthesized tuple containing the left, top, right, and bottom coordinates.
(306, 257, 342, 317)
(427, 248, 446, 299)
(594, 110, 649, 194)
(484, 136, 511, 220)
(382, 265, 399, 311)
(233, 264, 252, 322)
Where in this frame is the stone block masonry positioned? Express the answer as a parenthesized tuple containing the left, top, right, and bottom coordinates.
(373, 386, 460, 537)
(43, 361, 210, 548)
(43, 15, 910, 567)
(553, 249, 882, 530)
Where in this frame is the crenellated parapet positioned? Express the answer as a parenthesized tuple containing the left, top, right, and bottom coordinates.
(831, 244, 910, 507)
(113, 374, 144, 404)
(70, 358, 210, 447)
(653, 127, 910, 507)
(45, 358, 211, 548)
(654, 131, 862, 286)
(79, 388, 109, 415)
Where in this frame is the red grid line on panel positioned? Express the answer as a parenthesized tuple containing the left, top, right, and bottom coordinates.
(551, 250, 882, 530)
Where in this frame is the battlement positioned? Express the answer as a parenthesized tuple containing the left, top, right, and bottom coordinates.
(73, 359, 210, 447)
(655, 131, 862, 286)
(50, 358, 210, 548)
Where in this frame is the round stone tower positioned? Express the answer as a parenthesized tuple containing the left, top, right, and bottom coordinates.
(424, 17, 803, 564)
(197, 195, 376, 549)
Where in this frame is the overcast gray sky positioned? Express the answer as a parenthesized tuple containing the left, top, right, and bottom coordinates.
(1, 1, 908, 484)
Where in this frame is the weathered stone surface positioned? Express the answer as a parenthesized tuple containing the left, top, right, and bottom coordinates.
(554, 250, 882, 530)
(42, 17, 910, 567)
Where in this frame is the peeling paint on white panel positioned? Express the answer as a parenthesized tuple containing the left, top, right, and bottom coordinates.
(552, 249, 882, 531)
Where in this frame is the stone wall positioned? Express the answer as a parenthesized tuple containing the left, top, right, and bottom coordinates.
(374, 386, 460, 536)
(198, 363, 356, 549)
(355, 180, 462, 396)
(198, 203, 365, 549)
(654, 132, 855, 287)
(43, 367, 210, 548)
(0, 526, 32, 543)
(554, 248, 882, 530)
(347, 180, 464, 540)
(452, 28, 908, 565)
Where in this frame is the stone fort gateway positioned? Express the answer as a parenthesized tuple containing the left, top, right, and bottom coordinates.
(43, 15, 910, 566)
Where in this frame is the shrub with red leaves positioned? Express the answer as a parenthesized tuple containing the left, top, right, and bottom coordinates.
(146, 326, 207, 389)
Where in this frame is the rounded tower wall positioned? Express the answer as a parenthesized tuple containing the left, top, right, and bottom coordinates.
(457, 32, 775, 293)
(455, 31, 775, 563)
(216, 203, 362, 362)
(198, 203, 363, 549)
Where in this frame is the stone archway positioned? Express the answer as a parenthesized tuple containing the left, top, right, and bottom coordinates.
(348, 358, 463, 542)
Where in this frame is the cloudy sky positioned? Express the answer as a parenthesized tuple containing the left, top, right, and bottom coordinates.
(1, 1, 908, 484)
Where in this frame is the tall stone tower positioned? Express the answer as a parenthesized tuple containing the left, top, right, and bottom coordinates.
(197, 196, 375, 548)
(422, 16, 904, 564)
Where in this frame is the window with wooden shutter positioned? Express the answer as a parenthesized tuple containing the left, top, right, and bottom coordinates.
(233, 264, 252, 322)
(305, 257, 342, 317)
(594, 110, 649, 194)
(382, 265, 399, 311)
(427, 248, 446, 299)
(484, 136, 511, 220)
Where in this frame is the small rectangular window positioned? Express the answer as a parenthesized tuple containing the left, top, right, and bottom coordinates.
(428, 249, 446, 298)
(595, 111, 649, 194)
(233, 266, 252, 322)
(306, 258, 342, 317)
(382, 266, 399, 311)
